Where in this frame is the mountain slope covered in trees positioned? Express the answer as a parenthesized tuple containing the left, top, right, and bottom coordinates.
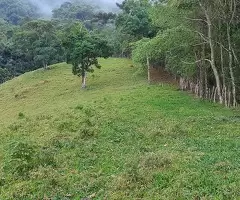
(0, 58, 240, 199)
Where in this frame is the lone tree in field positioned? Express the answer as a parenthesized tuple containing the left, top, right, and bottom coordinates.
(62, 22, 112, 88)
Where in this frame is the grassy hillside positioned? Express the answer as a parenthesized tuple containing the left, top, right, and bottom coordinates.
(0, 58, 239, 199)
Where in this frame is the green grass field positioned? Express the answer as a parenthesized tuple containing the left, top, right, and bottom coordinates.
(0, 58, 239, 199)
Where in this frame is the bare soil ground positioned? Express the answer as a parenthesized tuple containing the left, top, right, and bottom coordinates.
(149, 66, 178, 85)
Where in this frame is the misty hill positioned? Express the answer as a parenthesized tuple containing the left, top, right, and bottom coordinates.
(0, 0, 38, 24)
(0, 58, 240, 199)
(0, 0, 120, 24)
(28, 0, 120, 16)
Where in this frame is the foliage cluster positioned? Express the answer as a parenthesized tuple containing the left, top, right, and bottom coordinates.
(0, 0, 38, 25)
(128, 0, 240, 106)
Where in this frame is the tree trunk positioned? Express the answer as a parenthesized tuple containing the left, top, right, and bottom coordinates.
(220, 44, 228, 106)
(43, 62, 48, 70)
(195, 51, 204, 98)
(202, 44, 208, 99)
(227, 24, 237, 107)
(201, 4, 223, 103)
(81, 71, 86, 89)
(147, 56, 151, 84)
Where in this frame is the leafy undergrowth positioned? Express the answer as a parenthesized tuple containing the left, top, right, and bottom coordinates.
(0, 58, 239, 199)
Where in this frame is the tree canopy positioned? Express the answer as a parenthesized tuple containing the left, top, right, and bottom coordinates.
(129, 0, 240, 107)
(0, 0, 38, 25)
(52, 1, 94, 21)
(62, 22, 112, 88)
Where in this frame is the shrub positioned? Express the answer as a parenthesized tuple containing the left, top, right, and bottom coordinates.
(18, 112, 25, 119)
(3, 142, 37, 177)
(3, 141, 56, 178)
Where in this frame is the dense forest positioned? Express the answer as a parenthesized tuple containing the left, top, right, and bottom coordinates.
(0, 0, 240, 106)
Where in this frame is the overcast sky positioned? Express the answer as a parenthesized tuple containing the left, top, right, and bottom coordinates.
(27, 0, 122, 16)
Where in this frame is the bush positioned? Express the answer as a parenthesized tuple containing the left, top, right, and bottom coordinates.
(3, 141, 56, 178)
(3, 142, 37, 177)
(18, 112, 25, 119)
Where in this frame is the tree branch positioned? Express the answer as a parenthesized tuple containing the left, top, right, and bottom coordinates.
(182, 59, 211, 65)
(194, 31, 209, 42)
(185, 17, 208, 24)
(192, 42, 208, 47)
(216, 42, 229, 52)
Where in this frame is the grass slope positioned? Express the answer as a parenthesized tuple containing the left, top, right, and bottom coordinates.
(0, 58, 239, 199)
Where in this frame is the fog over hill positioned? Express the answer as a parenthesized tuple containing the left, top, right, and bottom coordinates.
(27, 0, 121, 16)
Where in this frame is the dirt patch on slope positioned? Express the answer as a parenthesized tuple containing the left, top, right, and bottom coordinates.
(149, 67, 178, 85)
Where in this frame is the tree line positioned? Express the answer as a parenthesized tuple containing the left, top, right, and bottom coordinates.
(0, 0, 239, 106)
(120, 0, 240, 107)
